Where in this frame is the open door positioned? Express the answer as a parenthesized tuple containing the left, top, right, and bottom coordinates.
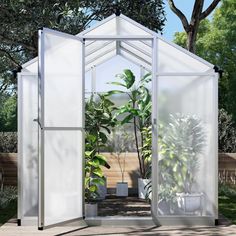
(38, 28, 84, 229)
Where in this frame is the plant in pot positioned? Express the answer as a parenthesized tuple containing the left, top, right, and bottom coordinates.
(84, 134, 110, 217)
(108, 69, 152, 199)
(85, 94, 117, 200)
(110, 127, 132, 197)
(158, 113, 206, 215)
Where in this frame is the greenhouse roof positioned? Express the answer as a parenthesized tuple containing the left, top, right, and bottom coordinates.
(22, 14, 214, 74)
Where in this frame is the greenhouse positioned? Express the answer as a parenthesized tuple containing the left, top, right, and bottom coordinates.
(17, 13, 219, 229)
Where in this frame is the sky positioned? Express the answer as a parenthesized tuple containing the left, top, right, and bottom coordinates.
(163, 0, 214, 41)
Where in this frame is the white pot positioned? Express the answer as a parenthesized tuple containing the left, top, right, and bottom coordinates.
(85, 203, 98, 217)
(116, 182, 128, 197)
(176, 193, 203, 213)
(138, 178, 151, 199)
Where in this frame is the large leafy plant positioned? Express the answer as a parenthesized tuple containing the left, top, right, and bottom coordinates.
(158, 113, 206, 204)
(108, 69, 152, 179)
(84, 94, 117, 202)
(84, 134, 109, 203)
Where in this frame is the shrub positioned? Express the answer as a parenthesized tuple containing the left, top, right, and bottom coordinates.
(219, 108, 236, 152)
(0, 132, 17, 153)
(0, 186, 17, 208)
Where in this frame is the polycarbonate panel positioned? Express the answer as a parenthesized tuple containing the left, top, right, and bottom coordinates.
(120, 42, 151, 63)
(157, 75, 217, 217)
(118, 16, 151, 36)
(83, 17, 116, 35)
(43, 32, 83, 127)
(85, 50, 116, 71)
(18, 74, 38, 221)
(44, 130, 83, 226)
(40, 30, 84, 227)
(120, 49, 151, 71)
(85, 41, 116, 65)
(157, 39, 212, 73)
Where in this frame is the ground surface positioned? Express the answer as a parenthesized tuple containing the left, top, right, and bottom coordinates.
(98, 195, 151, 217)
(0, 219, 236, 236)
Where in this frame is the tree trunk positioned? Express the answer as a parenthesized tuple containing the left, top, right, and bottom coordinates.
(186, 27, 198, 53)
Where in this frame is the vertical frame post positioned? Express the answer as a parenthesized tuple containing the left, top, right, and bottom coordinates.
(151, 36, 158, 222)
(17, 73, 22, 226)
(214, 73, 219, 223)
(82, 39, 86, 218)
(38, 29, 45, 230)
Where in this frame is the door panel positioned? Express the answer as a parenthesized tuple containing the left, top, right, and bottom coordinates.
(38, 28, 84, 228)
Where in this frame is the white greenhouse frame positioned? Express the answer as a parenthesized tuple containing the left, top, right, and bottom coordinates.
(17, 14, 219, 230)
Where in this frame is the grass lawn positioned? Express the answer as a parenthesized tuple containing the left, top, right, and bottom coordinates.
(0, 200, 17, 226)
(219, 184, 236, 224)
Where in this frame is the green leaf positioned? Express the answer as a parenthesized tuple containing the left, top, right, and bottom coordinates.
(99, 132, 108, 143)
(120, 114, 134, 125)
(89, 185, 98, 192)
(108, 82, 126, 87)
(123, 69, 135, 89)
(105, 90, 125, 96)
(93, 168, 103, 178)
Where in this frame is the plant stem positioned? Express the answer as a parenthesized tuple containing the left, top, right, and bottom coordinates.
(133, 115, 143, 178)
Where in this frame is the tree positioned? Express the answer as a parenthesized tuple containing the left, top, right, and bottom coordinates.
(174, 0, 236, 122)
(168, 0, 221, 53)
(0, 92, 17, 131)
(0, 0, 165, 92)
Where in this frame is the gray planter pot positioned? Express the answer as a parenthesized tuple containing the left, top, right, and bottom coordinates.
(116, 182, 128, 197)
(85, 203, 98, 217)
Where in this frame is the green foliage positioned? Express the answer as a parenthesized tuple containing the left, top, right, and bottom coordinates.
(0, 186, 17, 208)
(84, 134, 109, 203)
(158, 113, 206, 206)
(108, 69, 152, 178)
(140, 126, 152, 178)
(0, 93, 17, 132)
(219, 108, 236, 152)
(219, 184, 236, 224)
(0, 132, 17, 153)
(85, 94, 117, 202)
(174, 0, 236, 123)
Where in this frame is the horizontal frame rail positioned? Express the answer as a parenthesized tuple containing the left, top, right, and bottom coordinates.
(156, 72, 216, 76)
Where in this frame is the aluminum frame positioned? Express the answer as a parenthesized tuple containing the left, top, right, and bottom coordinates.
(38, 29, 85, 229)
(17, 72, 38, 226)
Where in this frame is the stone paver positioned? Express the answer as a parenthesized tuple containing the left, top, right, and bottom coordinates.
(0, 219, 236, 236)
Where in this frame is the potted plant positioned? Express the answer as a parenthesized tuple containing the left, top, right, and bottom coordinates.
(108, 69, 152, 199)
(85, 94, 116, 200)
(84, 134, 110, 217)
(110, 127, 132, 197)
(158, 113, 206, 214)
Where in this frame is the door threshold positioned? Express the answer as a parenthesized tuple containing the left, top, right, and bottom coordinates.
(85, 216, 155, 226)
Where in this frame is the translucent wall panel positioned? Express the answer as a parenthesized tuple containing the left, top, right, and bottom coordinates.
(40, 30, 84, 227)
(118, 16, 151, 36)
(157, 39, 212, 73)
(83, 16, 116, 36)
(44, 130, 83, 225)
(18, 73, 38, 223)
(43, 32, 83, 127)
(157, 75, 217, 217)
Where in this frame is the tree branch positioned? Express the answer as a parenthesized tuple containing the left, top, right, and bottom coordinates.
(167, 0, 190, 32)
(0, 34, 37, 52)
(0, 48, 21, 67)
(200, 0, 221, 20)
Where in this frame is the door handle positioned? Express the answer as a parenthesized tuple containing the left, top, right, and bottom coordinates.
(33, 118, 42, 129)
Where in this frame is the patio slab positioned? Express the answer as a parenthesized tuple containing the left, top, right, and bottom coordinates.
(0, 218, 235, 236)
